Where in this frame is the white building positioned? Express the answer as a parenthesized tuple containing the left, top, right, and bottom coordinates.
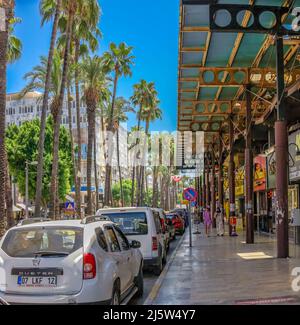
(6, 92, 131, 208)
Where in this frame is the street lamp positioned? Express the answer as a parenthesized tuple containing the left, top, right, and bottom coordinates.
(25, 160, 38, 219)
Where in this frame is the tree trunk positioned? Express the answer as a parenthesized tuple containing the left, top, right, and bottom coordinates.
(49, 11, 74, 219)
(5, 158, 14, 229)
(152, 166, 158, 207)
(74, 39, 82, 218)
(0, 4, 11, 237)
(139, 119, 149, 206)
(87, 105, 96, 215)
(94, 127, 99, 211)
(104, 73, 118, 206)
(67, 85, 77, 210)
(116, 127, 124, 207)
(34, 0, 62, 218)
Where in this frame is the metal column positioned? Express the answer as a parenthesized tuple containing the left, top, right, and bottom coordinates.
(218, 133, 224, 210)
(211, 147, 216, 228)
(228, 116, 235, 236)
(245, 86, 254, 244)
(275, 36, 289, 258)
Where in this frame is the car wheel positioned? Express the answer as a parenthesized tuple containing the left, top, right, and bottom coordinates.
(153, 256, 163, 276)
(111, 282, 121, 305)
(134, 265, 144, 297)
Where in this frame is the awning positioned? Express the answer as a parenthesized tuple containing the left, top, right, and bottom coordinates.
(13, 205, 21, 212)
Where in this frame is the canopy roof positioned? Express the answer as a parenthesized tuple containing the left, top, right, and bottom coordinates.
(178, 0, 300, 151)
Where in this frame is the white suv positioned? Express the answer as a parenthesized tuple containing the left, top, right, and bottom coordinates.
(0, 217, 143, 305)
(97, 207, 166, 275)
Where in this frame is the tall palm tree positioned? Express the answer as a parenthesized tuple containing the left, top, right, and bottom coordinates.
(49, 0, 79, 219)
(112, 97, 135, 207)
(80, 55, 109, 215)
(102, 42, 134, 206)
(139, 95, 162, 206)
(130, 80, 156, 206)
(57, 2, 101, 217)
(0, 0, 15, 237)
(34, 0, 62, 218)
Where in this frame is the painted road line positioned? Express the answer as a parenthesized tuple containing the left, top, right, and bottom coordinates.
(143, 233, 186, 305)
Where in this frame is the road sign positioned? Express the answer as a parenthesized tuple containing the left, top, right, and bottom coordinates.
(183, 187, 198, 202)
(65, 202, 75, 214)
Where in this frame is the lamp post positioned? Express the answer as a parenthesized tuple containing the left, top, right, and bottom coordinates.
(25, 161, 38, 219)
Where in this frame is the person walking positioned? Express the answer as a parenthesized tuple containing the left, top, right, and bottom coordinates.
(215, 207, 224, 236)
(203, 206, 212, 237)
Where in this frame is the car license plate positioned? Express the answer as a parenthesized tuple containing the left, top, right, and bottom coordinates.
(17, 276, 57, 287)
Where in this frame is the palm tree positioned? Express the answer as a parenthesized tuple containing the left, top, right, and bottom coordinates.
(102, 42, 134, 206)
(112, 97, 135, 207)
(34, 0, 62, 218)
(139, 95, 162, 206)
(0, 0, 16, 237)
(80, 55, 109, 215)
(56, 1, 101, 217)
(130, 80, 157, 206)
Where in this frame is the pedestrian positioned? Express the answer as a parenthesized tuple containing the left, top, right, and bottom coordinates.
(203, 206, 212, 237)
(215, 207, 224, 236)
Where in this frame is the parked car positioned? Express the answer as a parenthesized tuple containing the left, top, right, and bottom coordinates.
(166, 213, 185, 236)
(0, 217, 143, 305)
(97, 207, 166, 275)
(172, 208, 189, 228)
(153, 208, 170, 253)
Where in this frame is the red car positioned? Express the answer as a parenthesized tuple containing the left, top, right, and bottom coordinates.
(166, 213, 185, 236)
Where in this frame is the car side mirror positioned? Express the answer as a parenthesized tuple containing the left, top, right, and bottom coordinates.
(130, 240, 141, 249)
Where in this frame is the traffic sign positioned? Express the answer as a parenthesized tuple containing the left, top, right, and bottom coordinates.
(183, 187, 198, 202)
(65, 202, 75, 211)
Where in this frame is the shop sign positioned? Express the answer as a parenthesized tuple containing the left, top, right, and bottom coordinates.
(235, 168, 244, 197)
(267, 150, 276, 190)
(254, 155, 267, 192)
(289, 130, 300, 181)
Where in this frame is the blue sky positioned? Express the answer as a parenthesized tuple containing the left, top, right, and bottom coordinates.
(7, 0, 179, 132)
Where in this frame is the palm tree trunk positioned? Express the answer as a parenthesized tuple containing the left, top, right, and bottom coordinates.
(74, 39, 82, 218)
(49, 10, 74, 219)
(139, 119, 150, 206)
(67, 85, 77, 208)
(116, 127, 124, 207)
(94, 128, 99, 211)
(133, 108, 142, 206)
(5, 157, 14, 229)
(104, 73, 118, 206)
(87, 106, 96, 215)
(152, 166, 158, 207)
(0, 3, 12, 237)
(34, 0, 62, 218)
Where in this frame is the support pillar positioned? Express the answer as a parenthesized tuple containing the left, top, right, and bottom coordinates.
(206, 164, 210, 208)
(245, 86, 254, 244)
(275, 36, 289, 258)
(203, 165, 206, 208)
(228, 116, 235, 236)
(211, 147, 216, 228)
(218, 133, 224, 211)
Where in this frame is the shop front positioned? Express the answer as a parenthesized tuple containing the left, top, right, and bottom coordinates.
(254, 155, 268, 233)
(266, 148, 276, 234)
(288, 129, 300, 244)
(235, 167, 245, 231)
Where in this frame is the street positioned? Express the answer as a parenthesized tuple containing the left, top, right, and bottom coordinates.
(130, 236, 182, 305)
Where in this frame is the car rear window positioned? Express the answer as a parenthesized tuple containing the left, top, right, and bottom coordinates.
(2, 227, 83, 258)
(101, 212, 148, 236)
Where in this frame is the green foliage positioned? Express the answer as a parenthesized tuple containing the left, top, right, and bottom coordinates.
(112, 179, 135, 207)
(6, 117, 74, 206)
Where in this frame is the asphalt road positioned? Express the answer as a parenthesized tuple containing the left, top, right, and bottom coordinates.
(130, 235, 182, 305)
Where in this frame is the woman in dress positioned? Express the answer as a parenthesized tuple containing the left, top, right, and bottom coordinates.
(203, 206, 212, 237)
(215, 207, 224, 236)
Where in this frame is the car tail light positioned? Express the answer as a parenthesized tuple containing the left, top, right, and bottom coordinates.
(152, 237, 158, 251)
(83, 253, 96, 280)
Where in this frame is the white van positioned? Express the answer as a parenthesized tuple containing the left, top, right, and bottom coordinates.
(97, 207, 166, 275)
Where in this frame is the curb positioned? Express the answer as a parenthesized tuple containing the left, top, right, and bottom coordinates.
(143, 232, 186, 305)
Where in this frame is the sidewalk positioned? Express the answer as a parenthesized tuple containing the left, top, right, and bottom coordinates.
(151, 225, 300, 305)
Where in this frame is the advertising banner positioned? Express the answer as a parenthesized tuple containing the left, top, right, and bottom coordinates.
(254, 155, 267, 192)
(289, 130, 300, 181)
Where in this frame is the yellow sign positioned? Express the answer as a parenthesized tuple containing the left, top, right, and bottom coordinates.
(181, 200, 189, 205)
(235, 168, 245, 197)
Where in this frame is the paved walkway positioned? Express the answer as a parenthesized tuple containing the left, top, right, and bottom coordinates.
(151, 225, 300, 305)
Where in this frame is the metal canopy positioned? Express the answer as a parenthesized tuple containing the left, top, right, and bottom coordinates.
(178, 0, 300, 150)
